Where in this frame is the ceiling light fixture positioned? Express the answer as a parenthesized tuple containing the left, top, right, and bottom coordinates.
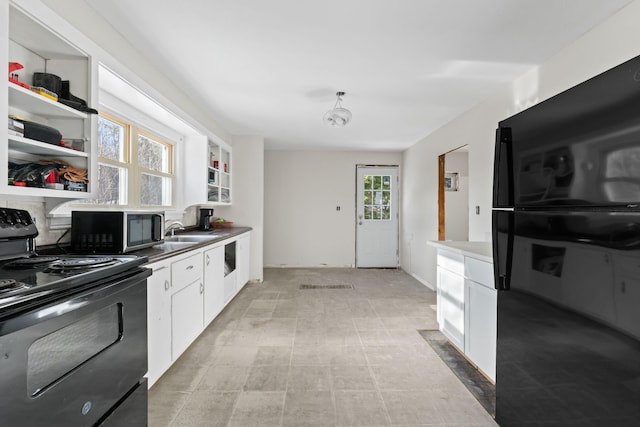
(323, 91, 352, 127)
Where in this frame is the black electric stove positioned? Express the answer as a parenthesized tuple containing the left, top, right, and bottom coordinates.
(0, 207, 150, 427)
(0, 207, 147, 315)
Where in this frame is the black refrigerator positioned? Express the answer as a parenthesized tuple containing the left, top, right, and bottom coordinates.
(492, 54, 640, 426)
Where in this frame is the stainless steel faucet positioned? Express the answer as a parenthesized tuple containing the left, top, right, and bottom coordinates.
(165, 220, 185, 237)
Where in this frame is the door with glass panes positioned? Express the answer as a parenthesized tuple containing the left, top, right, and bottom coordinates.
(356, 165, 399, 267)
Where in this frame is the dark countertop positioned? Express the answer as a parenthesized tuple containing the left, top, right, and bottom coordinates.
(135, 226, 252, 263)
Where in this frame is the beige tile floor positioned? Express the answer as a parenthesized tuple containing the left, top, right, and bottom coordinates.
(148, 268, 497, 427)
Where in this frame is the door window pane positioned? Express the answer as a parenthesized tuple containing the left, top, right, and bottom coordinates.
(362, 174, 392, 221)
(373, 176, 382, 190)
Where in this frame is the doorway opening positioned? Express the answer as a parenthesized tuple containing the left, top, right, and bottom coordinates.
(438, 145, 469, 241)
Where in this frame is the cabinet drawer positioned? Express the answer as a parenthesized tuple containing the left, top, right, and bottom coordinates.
(465, 257, 494, 289)
(171, 252, 203, 289)
(437, 250, 464, 275)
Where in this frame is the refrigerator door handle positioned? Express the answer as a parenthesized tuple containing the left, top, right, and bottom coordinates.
(492, 210, 514, 291)
(493, 127, 514, 208)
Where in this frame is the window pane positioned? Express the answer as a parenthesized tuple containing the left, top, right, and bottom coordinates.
(372, 206, 381, 220)
(374, 191, 383, 205)
(138, 134, 169, 172)
(141, 173, 171, 206)
(364, 175, 372, 190)
(364, 206, 372, 220)
(382, 175, 391, 190)
(364, 191, 372, 205)
(95, 164, 127, 204)
(382, 191, 390, 205)
(382, 206, 391, 220)
(98, 117, 125, 162)
(373, 176, 382, 190)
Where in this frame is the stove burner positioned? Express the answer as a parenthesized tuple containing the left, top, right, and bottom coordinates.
(45, 257, 117, 273)
(0, 279, 19, 290)
(4, 256, 60, 269)
(56, 257, 115, 268)
(0, 278, 29, 293)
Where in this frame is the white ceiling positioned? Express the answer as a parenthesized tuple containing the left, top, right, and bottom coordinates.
(86, 0, 632, 151)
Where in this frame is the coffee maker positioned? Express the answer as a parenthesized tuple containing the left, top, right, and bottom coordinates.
(199, 208, 214, 231)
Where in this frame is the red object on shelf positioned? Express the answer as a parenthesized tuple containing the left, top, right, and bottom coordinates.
(14, 182, 26, 187)
(8, 62, 30, 89)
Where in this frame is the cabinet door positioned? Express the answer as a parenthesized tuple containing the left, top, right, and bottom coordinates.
(465, 279, 497, 381)
(203, 245, 225, 325)
(171, 279, 204, 360)
(146, 260, 172, 387)
(437, 267, 465, 351)
(236, 234, 250, 290)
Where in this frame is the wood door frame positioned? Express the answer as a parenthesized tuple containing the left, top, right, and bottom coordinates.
(438, 145, 468, 241)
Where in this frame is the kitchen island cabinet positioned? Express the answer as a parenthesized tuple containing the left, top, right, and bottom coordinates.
(430, 241, 496, 381)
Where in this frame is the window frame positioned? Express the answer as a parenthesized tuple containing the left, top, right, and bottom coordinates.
(93, 111, 176, 209)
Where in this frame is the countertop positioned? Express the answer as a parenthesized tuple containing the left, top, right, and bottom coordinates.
(131, 226, 252, 263)
(427, 240, 493, 263)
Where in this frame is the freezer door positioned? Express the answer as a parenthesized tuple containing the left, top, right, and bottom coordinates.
(497, 54, 640, 208)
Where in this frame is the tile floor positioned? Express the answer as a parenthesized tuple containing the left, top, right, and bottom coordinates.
(148, 268, 497, 427)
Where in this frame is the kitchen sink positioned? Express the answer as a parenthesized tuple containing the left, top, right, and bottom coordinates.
(152, 241, 198, 251)
(164, 235, 217, 243)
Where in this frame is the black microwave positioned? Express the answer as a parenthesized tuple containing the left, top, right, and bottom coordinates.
(71, 211, 165, 254)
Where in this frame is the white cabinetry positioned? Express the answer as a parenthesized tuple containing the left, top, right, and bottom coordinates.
(206, 139, 231, 204)
(170, 251, 204, 360)
(464, 257, 497, 381)
(146, 258, 172, 386)
(434, 243, 496, 381)
(3, 3, 96, 199)
(436, 250, 465, 351)
(237, 234, 250, 290)
(146, 231, 251, 387)
(203, 244, 225, 325)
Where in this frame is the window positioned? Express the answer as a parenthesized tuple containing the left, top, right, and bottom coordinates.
(363, 174, 392, 220)
(92, 113, 174, 207)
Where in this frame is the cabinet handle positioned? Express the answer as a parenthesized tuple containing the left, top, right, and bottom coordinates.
(200, 283, 204, 294)
(155, 266, 168, 272)
(206, 254, 210, 266)
(164, 280, 170, 291)
(186, 265, 194, 270)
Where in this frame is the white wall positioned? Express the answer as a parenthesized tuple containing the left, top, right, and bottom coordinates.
(444, 151, 469, 241)
(264, 150, 402, 267)
(401, 0, 640, 289)
(214, 136, 265, 283)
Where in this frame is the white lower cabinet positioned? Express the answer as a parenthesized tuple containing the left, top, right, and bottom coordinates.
(146, 231, 251, 388)
(436, 246, 496, 381)
(146, 259, 172, 387)
(465, 278, 497, 381)
(237, 234, 250, 291)
(171, 279, 204, 359)
(204, 245, 225, 325)
(170, 251, 204, 360)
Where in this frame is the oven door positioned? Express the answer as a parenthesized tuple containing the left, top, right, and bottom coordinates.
(0, 268, 149, 426)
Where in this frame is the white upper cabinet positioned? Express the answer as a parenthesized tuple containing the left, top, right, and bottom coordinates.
(206, 139, 232, 204)
(2, 2, 97, 199)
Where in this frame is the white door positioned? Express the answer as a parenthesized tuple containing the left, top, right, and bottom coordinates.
(356, 166, 399, 267)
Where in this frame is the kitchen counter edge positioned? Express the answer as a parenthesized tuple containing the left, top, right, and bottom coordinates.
(427, 240, 493, 263)
(138, 226, 253, 264)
